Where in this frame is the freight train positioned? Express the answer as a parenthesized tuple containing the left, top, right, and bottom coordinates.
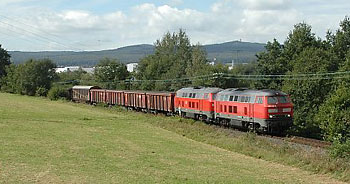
(71, 86, 293, 133)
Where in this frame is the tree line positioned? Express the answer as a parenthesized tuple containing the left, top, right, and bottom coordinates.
(255, 17, 350, 157)
(0, 17, 350, 158)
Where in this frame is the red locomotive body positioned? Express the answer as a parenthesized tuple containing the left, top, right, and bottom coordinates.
(214, 89, 293, 133)
(175, 87, 222, 120)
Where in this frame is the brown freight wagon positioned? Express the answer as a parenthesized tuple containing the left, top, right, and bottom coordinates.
(90, 89, 107, 104)
(72, 86, 100, 102)
(105, 90, 125, 106)
(124, 91, 147, 110)
(146, 92, 175, 113)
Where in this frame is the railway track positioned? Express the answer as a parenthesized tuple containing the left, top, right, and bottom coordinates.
(283, 136, 332, 148)
(213, 123, 332, 149)
(211, 122, 332, 149)
(268, 135, 332, 149)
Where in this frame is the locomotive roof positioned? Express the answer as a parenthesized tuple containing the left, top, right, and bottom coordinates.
(217, 88, 287, 96)
(176, 87, 223, 94)
(72, 86, 100, 90)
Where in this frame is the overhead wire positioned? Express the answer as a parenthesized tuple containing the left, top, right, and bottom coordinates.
(0, 14, 67, 42)
(0, 16, 82, 51)
(0, 26, 49, 47)
(70, 71, 350, 86)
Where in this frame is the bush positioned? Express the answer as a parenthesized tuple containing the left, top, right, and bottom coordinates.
(330, 138, 350, 159)
(317, 86, 350, 159)
(47, 87, 68, 100)
(35, 86, 48, 97)
(317, 86, 350, 141)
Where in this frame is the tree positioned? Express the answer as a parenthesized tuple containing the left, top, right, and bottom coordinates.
(185, 45, 212, 86)
(255, 39, 286, 89)
(0, 44, 11, 82)
(331, 16, 350, 63)
(207, 63, 237, 89)
(317, 85, 350, 141)
(2, 59, 57, 96)
(283, 22, 321, 63)
(282, 47, 336, 137)
(94, 58, 129, 89)
(137, 29, 214, 91)
(230, 62, 257, 88)
(57, 67, 87, 86)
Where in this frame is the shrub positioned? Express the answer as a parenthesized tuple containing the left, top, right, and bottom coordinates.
(47, 86, 68, 100)
(317, 86, 350, 141)
(329, 138, 350, 159)
(317, 86, 350, 159)
(35, 86, 48, 97)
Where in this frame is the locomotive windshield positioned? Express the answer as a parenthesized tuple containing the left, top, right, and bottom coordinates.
(267, 96, 290, 104)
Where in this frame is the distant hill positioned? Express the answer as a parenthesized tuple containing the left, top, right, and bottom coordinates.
(9, 41, 265, 66)
(204, 41, 265, 64)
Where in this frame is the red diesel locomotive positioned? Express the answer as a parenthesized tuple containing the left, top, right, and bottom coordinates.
(71, 86, 293, 133)
(175, 87, 222, 120)
(214, 88, 293, 133)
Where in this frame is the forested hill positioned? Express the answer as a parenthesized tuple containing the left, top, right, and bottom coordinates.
(9, 41, 265, 66)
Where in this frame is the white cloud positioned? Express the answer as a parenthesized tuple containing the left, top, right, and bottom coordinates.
(240, 0, 291, 10)
(166, 0, 184, 6)
(235, 0, 301, 42)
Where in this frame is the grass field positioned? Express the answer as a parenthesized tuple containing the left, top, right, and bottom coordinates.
(0, 93, 346, 183)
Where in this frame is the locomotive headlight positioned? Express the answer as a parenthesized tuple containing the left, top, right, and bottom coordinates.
(268, 109, 278, 113)
(287, 114, 291, 117)
(283, 108, 292, 112)
(269, 115, 274, 118)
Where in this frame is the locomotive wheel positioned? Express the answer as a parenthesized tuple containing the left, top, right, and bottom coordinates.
(248, 123, 256, 132)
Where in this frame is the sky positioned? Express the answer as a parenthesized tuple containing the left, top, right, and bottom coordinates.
(0, 0, 349, 51)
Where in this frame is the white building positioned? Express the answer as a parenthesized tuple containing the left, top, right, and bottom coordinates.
(55, 66, 95, 74)
(127, 63, 138, 73)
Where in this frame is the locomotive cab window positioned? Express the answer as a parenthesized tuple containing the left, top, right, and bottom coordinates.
(278, 96, 290, 103)
(268, 96, 278, 104)
(229, 96, 234, 101)
(268, 96, 290, 104)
